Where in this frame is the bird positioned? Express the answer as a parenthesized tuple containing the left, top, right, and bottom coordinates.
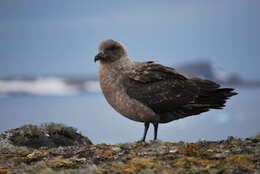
(94, 39, 237, 142)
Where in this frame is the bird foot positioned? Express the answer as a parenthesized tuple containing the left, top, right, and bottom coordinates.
(136, 139, 146, 144)
(150, 139, 161, 143)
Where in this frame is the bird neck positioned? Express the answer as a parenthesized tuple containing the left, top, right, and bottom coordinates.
(101, 55, 134, 72)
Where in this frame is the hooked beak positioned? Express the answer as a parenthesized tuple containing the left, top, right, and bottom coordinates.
(94, 52, 107, 62)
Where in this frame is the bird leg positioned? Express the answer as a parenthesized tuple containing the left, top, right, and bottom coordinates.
(153, 122, 159, 140)
(141, 122, 150, 142)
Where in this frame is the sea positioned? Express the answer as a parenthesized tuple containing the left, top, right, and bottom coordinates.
(0, 87, 259, 144)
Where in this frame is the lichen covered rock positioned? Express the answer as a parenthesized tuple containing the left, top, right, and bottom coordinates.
(1, 123, 92, 149)
(0, 125, 259, 174)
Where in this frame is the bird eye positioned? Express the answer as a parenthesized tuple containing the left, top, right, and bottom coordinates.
(107, 45, 117, 51)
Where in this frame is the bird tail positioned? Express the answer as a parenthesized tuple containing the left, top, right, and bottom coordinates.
(160, 78, 238, 122)
(190, 78, 237, 109)
(164, 78, 238, 121)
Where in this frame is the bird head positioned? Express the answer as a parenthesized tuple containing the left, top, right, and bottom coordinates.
(94, 40, 127, 63)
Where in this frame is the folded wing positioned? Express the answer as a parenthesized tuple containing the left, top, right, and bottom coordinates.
(124, 61, 237, 121)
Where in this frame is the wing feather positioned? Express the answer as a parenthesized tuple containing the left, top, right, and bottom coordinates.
(124, 62, 199, 114)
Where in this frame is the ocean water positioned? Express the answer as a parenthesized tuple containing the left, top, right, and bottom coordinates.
(0, 87, 259, 144)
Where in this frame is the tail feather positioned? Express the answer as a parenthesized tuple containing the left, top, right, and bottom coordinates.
(167, 78, 237, 121)
(190, 78, 237, 109)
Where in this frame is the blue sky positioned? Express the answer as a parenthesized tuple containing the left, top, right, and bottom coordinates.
(0, 0, 259, 79)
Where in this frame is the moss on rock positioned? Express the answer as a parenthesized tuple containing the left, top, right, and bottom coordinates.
(0, 125, 259, 174)
(9, 123, 92, 148)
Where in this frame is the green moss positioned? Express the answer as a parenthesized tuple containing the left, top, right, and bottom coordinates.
(1, 125, 259, 174)
(9, 123, 92, 148)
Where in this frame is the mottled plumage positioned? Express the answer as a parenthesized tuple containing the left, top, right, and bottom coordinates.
(95, 40, 237, 141)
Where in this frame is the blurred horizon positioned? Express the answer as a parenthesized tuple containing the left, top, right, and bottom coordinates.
(0, 0, 259, 80)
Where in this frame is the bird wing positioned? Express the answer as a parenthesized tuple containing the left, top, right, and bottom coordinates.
(124, 61, 200, 114)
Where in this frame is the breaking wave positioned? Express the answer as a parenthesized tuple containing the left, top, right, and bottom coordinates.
(0, 77, 101, 97)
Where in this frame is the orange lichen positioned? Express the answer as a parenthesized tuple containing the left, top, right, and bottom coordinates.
(45, 157, 74, 168)
(118, 157, 154, 173)
(172, 157, 220, 169)
(176, 144, 207, 157)
(224, 154, 251, 164)
(27, 149, 52, 159)
(0, 168, 11, 174)
(16, 149, 31, 156)
(95, 150, 115, 158)
(222, 154, 257, 170)
(0, 127, 259, 174)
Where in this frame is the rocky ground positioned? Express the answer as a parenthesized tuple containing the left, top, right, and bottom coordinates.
(0, 124, 259, 174)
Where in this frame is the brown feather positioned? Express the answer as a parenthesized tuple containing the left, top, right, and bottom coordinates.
(125, 62, 237, 122)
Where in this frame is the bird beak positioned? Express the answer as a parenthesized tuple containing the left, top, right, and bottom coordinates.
(94, 52, 107, 62)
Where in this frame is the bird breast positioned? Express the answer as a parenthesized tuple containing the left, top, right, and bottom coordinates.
(99, 63, 157, 123)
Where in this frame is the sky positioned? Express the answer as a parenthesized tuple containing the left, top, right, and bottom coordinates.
(0, 0, 259, 79)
